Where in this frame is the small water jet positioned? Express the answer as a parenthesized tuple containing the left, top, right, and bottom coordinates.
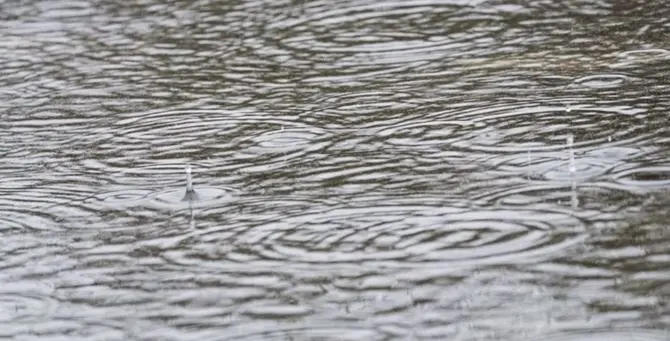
(181, 165, 200, 202)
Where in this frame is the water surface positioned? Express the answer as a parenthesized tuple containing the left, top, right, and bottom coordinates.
(1, 0, 669, 340)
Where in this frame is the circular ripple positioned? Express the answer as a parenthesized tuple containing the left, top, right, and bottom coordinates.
(237, 126, 329, 160)
(114, 102, 327, 148)
(152, 186, 234, 206)
(618, 48, 670, 60)
(199, 322, 379, 341)
(269, 2, 486, 55)
(613, 166, 670, 188)
(569, 74, 632, 89)
(106, 101, 333, 179)
(538, 157, 607, 181)
(491, 153, 612, 182)
(265, 1, 501, 83)
(94, 186, 234, 212)
(611, 48, 670, 69)
(488, 144, 651, 183)
(446, 103, 649, 154)
(470, 178, 656, 219)
(247, 128, 320, 151)
(0, 292, 56, 324)
(241, 304, 313, 319)
(164, 195, 586, 268)
(529, 329, 669, 341)
(0, 204, 63, 231)
(0, 265, 57, 325)
(0, 182, 93, 231)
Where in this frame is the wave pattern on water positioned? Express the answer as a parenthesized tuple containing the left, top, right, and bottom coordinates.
(157, 195, 586, 268)
(0, 0, 669, 340)
(527, 329, 669, 341)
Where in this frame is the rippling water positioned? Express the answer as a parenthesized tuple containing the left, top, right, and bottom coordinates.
(1, 0, 669, 340)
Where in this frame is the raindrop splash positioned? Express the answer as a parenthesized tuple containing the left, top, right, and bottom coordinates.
(181, 165, 200, 202)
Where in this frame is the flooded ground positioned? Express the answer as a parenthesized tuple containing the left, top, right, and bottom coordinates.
(0, 0, 669, 340)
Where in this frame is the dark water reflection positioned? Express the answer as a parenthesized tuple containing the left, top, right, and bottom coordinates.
(1, 0, 669, 340)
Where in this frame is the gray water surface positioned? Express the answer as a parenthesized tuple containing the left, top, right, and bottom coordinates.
(1, 0, 669, 340)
